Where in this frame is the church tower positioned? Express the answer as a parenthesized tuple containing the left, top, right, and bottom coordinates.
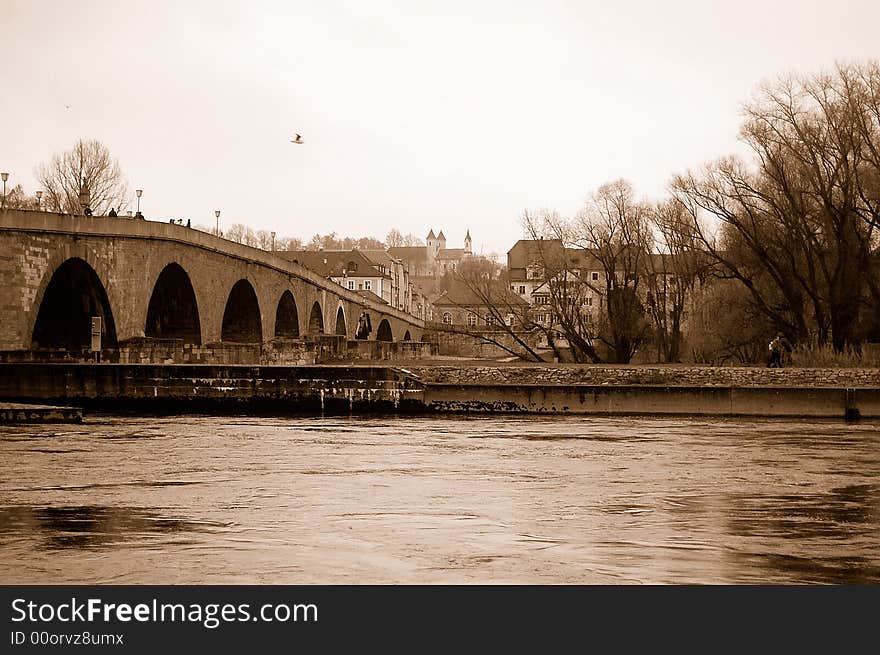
(464, 229, 472, 255)
(426, 229, 438, 267)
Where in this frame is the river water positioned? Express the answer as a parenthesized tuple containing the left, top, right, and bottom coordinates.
(0, 414, 878, 584)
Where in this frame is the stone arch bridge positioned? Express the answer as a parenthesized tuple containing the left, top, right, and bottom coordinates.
(0, 210, 424, 363)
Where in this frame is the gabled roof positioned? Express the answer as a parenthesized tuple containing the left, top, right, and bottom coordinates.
(531, 271, 589, 295)
(279, 249, 386, 278)
(427, 229, 436, 240)
(355, 289, 387, 304)
(437, 248, 465, 260)
(507, 238, 565, 255)
(360, 249, 399, 267)
(437, 230, 446, 241)
(388, 246, 428, 263)
(432, 280, 530, 308)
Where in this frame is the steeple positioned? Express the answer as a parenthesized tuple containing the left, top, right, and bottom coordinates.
(464, 228, 472, 255)
(427, 229, 436, 240)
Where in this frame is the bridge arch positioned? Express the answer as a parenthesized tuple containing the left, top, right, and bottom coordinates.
(403, 330, 411, 341)
(31, 257, 118, 351)
(145, 263, 201, 344)
(334, 306, 347, 336)
(308, 301, 324, 336)
(274, 290, 300, 338)
(376, 318, 393, 342)
(221, 279, 262, 342)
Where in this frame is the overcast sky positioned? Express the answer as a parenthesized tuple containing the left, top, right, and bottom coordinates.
(3, 0, 879, 256)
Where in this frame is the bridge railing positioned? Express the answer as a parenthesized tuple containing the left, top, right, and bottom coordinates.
(0, 209, 423, 327)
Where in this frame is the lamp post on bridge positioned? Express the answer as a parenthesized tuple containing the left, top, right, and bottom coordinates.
(135, 189, 142, 217)
(215, 210, 221, 236)
(1, 172, 8, 209)
(271, 231, 276, 252)
(35, 190, 42, 210)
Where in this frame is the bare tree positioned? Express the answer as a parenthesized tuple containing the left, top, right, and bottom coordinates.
(437, 257, 546, 361)
(574, 180, 652, 363)
(0, 184, 39, 210)
(646, 198, 709, 362)
(225, 223, 255, 245)
(385, 229, 424, 248)
(255, 230, 275, 250)
(688, 279, 773, 365)
(35, 139, 130, 215)
(276, 236, 303, 251)
(385, 228, 404, 248)
(671, 62, 880, 351)
(519, 209, 604, 363)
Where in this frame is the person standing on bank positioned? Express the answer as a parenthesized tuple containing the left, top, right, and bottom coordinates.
(767, 333, 789, 368)
(108, 207, 117, 217)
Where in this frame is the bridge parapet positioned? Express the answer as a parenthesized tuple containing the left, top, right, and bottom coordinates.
(0, 209, 423, 327)
(0, 209, 424, 358)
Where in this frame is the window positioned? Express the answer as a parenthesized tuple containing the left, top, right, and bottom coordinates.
(347, 280, 355, 290)
(442, 312, 453, 325)
(591, 272, 599, 281)
(538, 314, 547, 323)
(484, 316, 495, 326)
(347, 261, 358, 272)
(585, 297, 592, 306)
(506, 314, 516, 326)
(467, 313, 477, 327)
(364, 280, 371, 291)
(518, 285, 526, 294)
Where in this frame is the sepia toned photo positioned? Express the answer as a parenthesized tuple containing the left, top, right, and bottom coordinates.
(2, 0, 879, 595)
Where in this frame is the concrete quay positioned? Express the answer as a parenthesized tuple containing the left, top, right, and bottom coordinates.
(0, 362, 877, 418)
(422, 383, 874, 419)
(0, 363, 424, 414)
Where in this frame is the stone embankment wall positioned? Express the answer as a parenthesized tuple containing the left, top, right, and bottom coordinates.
(428, 330, 538, 359)
(0, 364, 425, 413)
(409, 365, 880, 388)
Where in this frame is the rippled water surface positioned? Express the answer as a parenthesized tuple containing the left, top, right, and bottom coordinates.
(1, 414, 878, 584)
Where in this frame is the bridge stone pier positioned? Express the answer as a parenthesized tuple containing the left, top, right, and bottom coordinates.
(0, 209, 426, 364)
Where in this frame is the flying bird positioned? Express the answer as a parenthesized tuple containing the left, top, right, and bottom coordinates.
(290, 133, 304, 144)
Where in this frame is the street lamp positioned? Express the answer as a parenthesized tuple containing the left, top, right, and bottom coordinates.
(35, 190, 42, 210)
(1, 172, 8, 209)
(215, 210, 221, 236)
(271, 231, 276, 251)
(135, 189, 142, 215)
